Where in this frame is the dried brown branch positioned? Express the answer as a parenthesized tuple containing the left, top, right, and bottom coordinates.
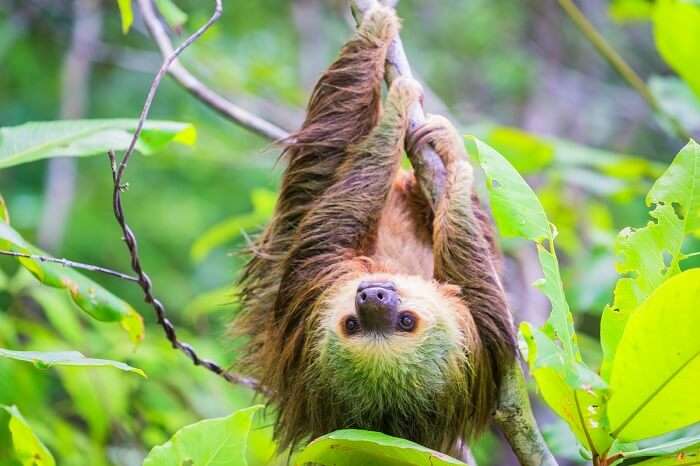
(0, 250, 138, 282)
(107, 1, 263, 393)
(136, 0, 289, 142)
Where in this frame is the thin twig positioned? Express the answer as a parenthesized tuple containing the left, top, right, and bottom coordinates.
(137, 0, 289, 142)
(107, 0, 262, 393)
(0, 250, 139, 282)
(557, 0, 690, 141)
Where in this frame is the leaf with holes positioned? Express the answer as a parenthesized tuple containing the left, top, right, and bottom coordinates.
(143, 405, 263, 466)
(600, 140, 700, 380)
(0, 119, 196, 169)
(2, 405, 55, 466)
(0, 349, 144, 377)
(0, 222, 144, 343)
(608, 269, 700, 441)
(295, 429, 467, 466)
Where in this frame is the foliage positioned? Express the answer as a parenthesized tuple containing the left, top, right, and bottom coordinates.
(2, 0, 700, 465)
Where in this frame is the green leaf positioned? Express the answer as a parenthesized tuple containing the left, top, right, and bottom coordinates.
(653, 0, 700, 98)
(466, 136, 550, 242)
(601, 140, 700, 380)
(0, 349, 144, 377)
(632, 444, 700, 466)
(520, 323, 611, 454)
(0, 119, 196, 169)
(623, 435, 700, 459)
(649, 76, 700, 133)
(143, 405, 263, 466)
(0, 222, 144, 343)
(609, 0, 654, 22)
(116, 0, 133, 34)
(154, 0, 188, 29)
(2, 405, 55, 466)
(295, 429, 467, 466)
(608, 269, 700, 442)
(485, 126, 555, 175)
(468, 137, 578, 362)
(190, 189, 276, 263)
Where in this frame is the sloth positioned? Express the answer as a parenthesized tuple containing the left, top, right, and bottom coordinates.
(234, 5, 516, 455)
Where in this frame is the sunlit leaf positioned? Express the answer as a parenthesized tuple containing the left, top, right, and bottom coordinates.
(653, 0, 700, 98)
(116, 0, 133, 34)
(609, 0, 654, 22)
(0, 222, 144, 343)
(608, 269, 700, 441)
(142, 405, 263, 466)
(0, 349, 144, 377)
(295, 429, 467, 466)
(600, 140, 700, 380)
(1, 405, 55, 466)
(0, 119, 196, 169)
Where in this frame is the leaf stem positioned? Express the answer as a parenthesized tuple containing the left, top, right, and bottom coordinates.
(556, 0, 690, 141)
(574, 390, 599, 457)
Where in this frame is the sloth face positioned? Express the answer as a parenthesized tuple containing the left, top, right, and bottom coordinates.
(314, 273, 471, 413)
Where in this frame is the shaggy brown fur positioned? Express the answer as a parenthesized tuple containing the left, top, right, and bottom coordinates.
(234, 5, 516, 455)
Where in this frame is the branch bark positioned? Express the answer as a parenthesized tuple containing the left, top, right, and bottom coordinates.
(137, 0, 289, 142)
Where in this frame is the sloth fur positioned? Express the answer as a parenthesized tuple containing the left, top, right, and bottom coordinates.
(233, 5, 516, 455)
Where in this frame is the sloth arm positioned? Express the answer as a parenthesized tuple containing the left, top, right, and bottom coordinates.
(273, 78, 422, 333)
(408, 115, 516, 429)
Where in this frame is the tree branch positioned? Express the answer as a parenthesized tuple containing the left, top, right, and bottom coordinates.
(136, 0, 289, 142)
(0, 250, 139, 283)
(107, 1, 263, 393)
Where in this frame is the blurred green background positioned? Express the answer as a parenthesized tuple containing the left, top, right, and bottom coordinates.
(1, 0, 699, 465)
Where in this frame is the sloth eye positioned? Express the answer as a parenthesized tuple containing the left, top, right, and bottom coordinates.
(397, 312, 416, 332)
(344, 316, 361, 335)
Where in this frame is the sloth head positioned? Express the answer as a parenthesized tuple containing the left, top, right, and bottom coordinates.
(306, 272, 480, 445)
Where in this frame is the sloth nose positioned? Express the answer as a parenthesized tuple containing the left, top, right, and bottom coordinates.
(355, 281, 399, 333)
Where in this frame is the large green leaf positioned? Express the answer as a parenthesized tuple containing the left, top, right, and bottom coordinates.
(485, 126, 555, 175)
(653, 0, 700, 98)
(0, 119, 196, 169)
(295, 429, 467, 466)
(0, 349, 144, 377)
(601, 140, 700, 380)
(2, 405, 55, 466)
(142, 405, 263, 466)
(0, 222, 144, 343)
(608, 269, 700, 442)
